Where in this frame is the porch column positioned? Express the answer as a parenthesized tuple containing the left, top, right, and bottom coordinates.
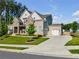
(13, 26, 14, 34)
(17, 26, 19, 34)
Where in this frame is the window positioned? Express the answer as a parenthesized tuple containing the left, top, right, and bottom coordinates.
(23, 18, 27, 20)
(19, 22, 23, 25)
(33, 17, 35, 20)
(44, 18, 46, 21)
(23, 18, 27, 22)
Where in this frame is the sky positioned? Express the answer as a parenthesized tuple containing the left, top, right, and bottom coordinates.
(15, 0, 79, 24)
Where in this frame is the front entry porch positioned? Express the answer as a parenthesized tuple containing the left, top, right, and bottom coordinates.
(13, 26, 26, 35)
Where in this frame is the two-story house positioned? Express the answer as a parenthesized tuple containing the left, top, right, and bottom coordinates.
(8, 9, 52, 36)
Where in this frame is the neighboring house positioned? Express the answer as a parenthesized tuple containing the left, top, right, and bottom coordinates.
(8, 9, 62, 36)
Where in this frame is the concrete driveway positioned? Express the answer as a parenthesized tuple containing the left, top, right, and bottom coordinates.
(22, 36, 72, 57)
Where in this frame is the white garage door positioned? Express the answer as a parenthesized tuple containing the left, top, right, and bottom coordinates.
(52, 30, 60, 36)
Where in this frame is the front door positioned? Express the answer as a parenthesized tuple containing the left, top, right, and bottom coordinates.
(14, 27, 17, 33)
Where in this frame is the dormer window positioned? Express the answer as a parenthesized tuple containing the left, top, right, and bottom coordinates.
(44, 18, 46, 21)
(33, 17, 35, 20)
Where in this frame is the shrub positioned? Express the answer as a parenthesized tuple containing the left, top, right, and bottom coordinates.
(0, 35, 9, 40)
(27, 39, 34, 42)
(0, 37, 4, 40)
(70, 32, 79, 37)
(27, 36, 35, 42)
(26, 24, 36, 36)
(2, 35, 9, 38)
(37, 35, 43, 38)
(0, 18, 8, 36)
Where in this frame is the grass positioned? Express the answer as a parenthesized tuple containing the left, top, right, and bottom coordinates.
(26, 38, 48, 45)
(65, 37, 79, 46)
(65, 32, 79, 54)
(0, 36, 48, 45)
(69, 49, 79, 54)
(0, 36, 29, 45)
(0, 46, 27, 50)
(65, 32, 79, 46)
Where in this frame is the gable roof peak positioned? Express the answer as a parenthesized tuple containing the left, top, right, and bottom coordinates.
(33, 11, 52, 19)
(23, 9, 32, 14)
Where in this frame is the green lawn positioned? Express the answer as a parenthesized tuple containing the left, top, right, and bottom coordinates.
(69, 49, 79, 54)
(0, 46, 28, 50)
(65, 37, 79, 46)
(0, 36, 48, 45)
(26, 38, 48, 45)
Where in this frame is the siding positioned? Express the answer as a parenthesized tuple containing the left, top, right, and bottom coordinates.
(31, 12, 42, 20)
(20, 10, 30, 23)
(13, 17, 19, 26)
(34, 20, 44, 35)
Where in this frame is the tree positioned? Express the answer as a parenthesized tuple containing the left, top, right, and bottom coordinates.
(0, 16, 3, 36)
(0, 17, 8, 36)
(27, 24, 36, 36)
(0, 0, 28, 24)
(71, 21, 78, 33)
(63, 24, 71, 32)
(1, 21, 8, 35)
(0, 0, 6, 14)
(61, 23, 64, 30)
(0, 0, 27, 36)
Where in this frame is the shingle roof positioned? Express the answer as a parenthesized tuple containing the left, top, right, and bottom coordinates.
(51, 24, 62, 26)
(35, 11, 51, 19)
(18, 9, 52, 19)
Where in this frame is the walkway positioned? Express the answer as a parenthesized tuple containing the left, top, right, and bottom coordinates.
(66, 46, 79, 49)
(0, 44, 35, 48)
(0, 44, 35, 53)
